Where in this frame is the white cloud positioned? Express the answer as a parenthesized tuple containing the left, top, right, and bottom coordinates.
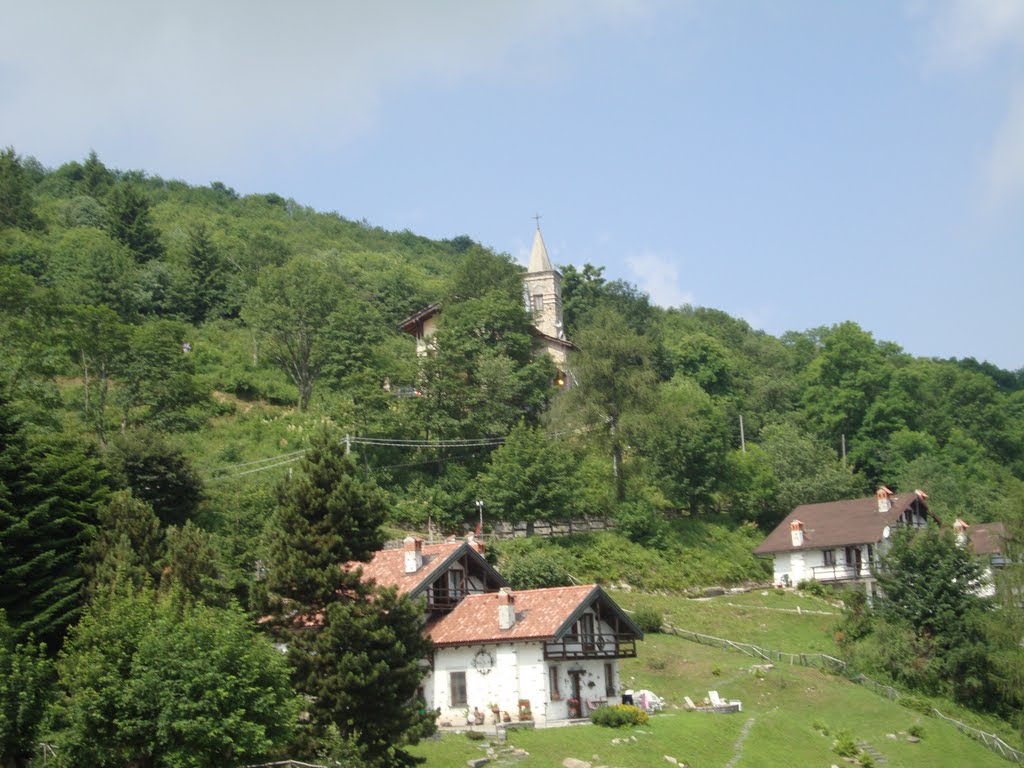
(919, 0, 1024, 212)
(625, 250, 693, 309)
(927, 0, 1024, 69)
(986, 85, 1024, 208)
(0, 1, 651, 177)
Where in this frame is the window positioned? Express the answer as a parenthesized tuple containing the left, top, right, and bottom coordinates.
(549, 666, 560, 699)
(532, 294, 544, 313)
(604, 663, 616, 697)
(450, 671, 467, 707)
(823, 549, 836, 567)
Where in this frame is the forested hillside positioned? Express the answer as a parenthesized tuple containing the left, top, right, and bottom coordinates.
(3, 147, 1024, 763)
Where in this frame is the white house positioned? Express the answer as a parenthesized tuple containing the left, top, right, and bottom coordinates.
(358, 536, 643, 726)
(953, 519, 1008, 598)
(754, 487, 936, 594)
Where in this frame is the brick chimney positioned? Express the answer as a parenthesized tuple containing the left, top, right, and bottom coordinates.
(790, 520, 804, 547)
(466, 532, 486, 555)
(497, 588, 516, 630)
(404, 536, 423, 574)
(876, 486, 893, 513)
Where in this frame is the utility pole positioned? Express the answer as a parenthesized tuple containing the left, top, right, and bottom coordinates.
(841, 434, 847, 465)
(475, 500, 484, 535)
(739, 414, 746, 453)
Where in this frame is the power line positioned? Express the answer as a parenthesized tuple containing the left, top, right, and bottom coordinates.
(198, 449, 308, 476)
(199, 423, 596, 482)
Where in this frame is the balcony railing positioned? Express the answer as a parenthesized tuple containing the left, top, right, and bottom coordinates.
(543, 633, 638, 660)
(810, 564, 871, 582)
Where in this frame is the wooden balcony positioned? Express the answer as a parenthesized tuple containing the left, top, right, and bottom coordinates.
(543, 633, 638, 661)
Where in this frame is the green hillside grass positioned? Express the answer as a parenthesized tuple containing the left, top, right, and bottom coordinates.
(411, 629, 1015, 768)
(613, 587, 841, 655)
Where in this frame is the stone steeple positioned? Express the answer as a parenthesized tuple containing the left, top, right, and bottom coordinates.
(522, 225, 564, 341)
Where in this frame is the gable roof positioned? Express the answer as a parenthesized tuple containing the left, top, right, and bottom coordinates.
(754, 492, 934, 555)
(397, 302, 442, 333)
(969, 522, 1007, 556)
(356, 540, 506, 598)
(426, 585, 643, 647)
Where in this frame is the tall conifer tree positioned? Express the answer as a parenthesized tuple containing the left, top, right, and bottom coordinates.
(264, 431, 433, 766)
(0, 399, 107, 649)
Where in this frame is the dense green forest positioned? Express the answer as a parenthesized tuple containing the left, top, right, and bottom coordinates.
(3, 147, 1024, 765)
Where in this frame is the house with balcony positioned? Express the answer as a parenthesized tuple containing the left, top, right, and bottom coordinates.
(753, 487, 936, 593)
(357, 536, 643, 725)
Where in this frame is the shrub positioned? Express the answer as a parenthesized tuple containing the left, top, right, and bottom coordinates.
(500, 547, 573, 590)
(590, 704, 649, 728)
(907, 723, 925, 739)
(646, 657, 666, 671)
(465, 730, 486, 741)
(898, 696, 934, 717)
(632, 606, 664, 634)
(831, 731, 859, 758)
(797, 579, 834, 599)
(859, 752, 876, 768)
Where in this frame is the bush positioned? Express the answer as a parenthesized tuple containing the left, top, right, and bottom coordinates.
(898, 695, 934, 718)
(465, 730, 486, 741)
(590, 704, 649, 728)
(907, 723, 925, 739)
(632, 606, 664, 634)
(500, 547, 574, 590)
(797, 579, 834, 599)
(831, 730, 859, 758)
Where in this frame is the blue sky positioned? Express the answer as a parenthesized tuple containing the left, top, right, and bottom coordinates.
(3, 1, 1023, 369)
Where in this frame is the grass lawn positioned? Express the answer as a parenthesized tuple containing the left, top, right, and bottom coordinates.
(612, 587, 843, 655)
(410, 631, 1014, 768)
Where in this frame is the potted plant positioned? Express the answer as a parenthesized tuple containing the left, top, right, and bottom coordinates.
(517, 699, 532, 721)
(567, 698, 581, 718)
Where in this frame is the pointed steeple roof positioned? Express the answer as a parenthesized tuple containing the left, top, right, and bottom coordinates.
(527, 226, 555, 273)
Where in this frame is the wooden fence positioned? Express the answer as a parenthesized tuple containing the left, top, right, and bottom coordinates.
(662, 621, 1024, 764)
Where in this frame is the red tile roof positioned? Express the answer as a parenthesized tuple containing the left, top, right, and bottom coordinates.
(427, 585, 600, 646)
(754, 492, 934, 555)
(355, 541, 471, 596)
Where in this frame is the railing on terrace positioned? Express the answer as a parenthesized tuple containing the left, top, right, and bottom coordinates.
(661, 620, 1024, 765)
(810, 564, 871, 582)
(544, 633, 638, 660)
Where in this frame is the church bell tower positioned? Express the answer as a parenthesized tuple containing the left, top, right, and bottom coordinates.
(522, 223, 565, 341)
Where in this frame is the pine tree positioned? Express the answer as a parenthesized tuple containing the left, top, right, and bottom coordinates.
(0, 147, 43, 232)
(264, 430, 434, 765)
(0, 399, 108, 649)
(84, 490, 163, 598)
(105, 182, 164, 262)
(265, 431, 386, 613)
(311, 590, 435, 768)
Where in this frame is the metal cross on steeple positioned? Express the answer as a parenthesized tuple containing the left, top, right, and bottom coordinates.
(532, 213, 542, 230)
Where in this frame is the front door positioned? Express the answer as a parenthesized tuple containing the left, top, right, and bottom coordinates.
(568, 670, 584, 717)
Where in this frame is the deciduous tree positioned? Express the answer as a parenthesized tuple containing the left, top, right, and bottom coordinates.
(54, 587, 297, 767)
